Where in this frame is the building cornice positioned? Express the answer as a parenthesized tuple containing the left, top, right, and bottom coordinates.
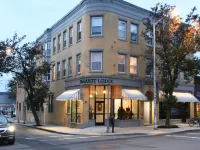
(36, 0, 150, 42)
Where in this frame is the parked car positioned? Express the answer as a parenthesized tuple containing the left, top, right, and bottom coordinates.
(0, 115, 15, 145)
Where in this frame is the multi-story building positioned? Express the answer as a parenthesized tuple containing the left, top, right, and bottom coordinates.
(16, 0, 199, 128)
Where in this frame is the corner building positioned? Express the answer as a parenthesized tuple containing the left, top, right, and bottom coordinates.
(26, 0, 199, 128)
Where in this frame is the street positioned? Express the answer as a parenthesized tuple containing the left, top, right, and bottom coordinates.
(0, 125, 200, 150)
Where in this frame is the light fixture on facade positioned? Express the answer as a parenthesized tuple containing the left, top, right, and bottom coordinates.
(90, 94, 93, 98)
(103, 90, 106, 94)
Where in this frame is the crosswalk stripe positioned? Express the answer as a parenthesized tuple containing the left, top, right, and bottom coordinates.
(166, 135, 200, 139)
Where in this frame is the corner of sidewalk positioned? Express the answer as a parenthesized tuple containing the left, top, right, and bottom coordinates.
(15, 122, 200, 137)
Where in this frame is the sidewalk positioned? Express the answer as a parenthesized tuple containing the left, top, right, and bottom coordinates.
(15, 120, 200, 136)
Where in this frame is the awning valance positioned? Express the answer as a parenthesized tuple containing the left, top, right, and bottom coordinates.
(56, 89, 80, 101)
(122, 89, 147, 101)
(160, 91, 199, 103)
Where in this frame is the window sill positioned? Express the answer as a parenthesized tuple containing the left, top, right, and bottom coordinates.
(62, 76, 66, 79)
(130, 74, 139, 77)
(118, 72, 126, 75)
(146, 75, 152, 78)
(130, 41, 139, 44)
(90, 35, 104, 38)
(69, 44, 73, 47)
(89, 71, 103, 73)
(53, 53, 56, 55)
(68, 75, 72, 78)
(77, 39, 81, 43)
(57, 78, 60, 80)
(75, 73, 81, 76)
(63, 47, 67, 50)
(118, 38, 127, 42)
(146, 44, 153, 47)
(57, 50, 61, 53)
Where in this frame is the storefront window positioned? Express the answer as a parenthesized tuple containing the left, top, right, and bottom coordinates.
(114, 99, 138, 120)
(196, 103, 200, 117)
(70, 100, 82, 123)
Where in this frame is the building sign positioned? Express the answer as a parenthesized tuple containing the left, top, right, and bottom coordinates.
(80, 78, 113, 85)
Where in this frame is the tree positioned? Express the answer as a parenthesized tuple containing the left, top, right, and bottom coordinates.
(0, 34, 51, 126)
(7, 79, 17, 99)
(143, 4, 200, 126)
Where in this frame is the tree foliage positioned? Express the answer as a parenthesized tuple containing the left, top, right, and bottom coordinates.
(143, 4, 200, 125)
(0, 34, 51, 125)
(7, 79, 17, 99)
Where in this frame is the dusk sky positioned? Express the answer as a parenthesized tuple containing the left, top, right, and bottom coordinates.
(0, 0, 200, 91)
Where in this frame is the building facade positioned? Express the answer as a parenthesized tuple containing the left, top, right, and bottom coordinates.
(16, 0, 199, 128)
(0, 92, 16, 116)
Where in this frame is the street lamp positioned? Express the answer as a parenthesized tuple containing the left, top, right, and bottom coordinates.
(3, 47, 12, 64)
(153, 8, 178, 130)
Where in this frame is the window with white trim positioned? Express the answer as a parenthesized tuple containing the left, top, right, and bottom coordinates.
(90, 52, 103, 71)
(118, 54, 126, 73)
(52, 64, 56, 81)
(146, 32, 153, 46)
(91, 16, 103, 36)
(53, 38, 56, 54)
(118, 20, 126, 40)
(184, 72, 189, 81)
(62, 60, 66, 78)
(146, 58, 152, 77)
(63, 31, 67, 49)
(68, 58, 72, 76)
(130, 57, 138, 74)
(58, 35, 61, 51)
(131, 24, 138, 42)
(57, 62, 60, 79)
(77, 54, 81, 74)
(69, 27, 73, 45)
(77, 22, 81, 41)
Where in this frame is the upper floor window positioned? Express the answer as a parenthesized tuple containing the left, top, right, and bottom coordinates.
(69, 27, 73, 45)
(77, 22, 81, 41)
(57, 62, 60, 79)
(58, 35, 61, 52)
(52, 64, 56, 81)
(146, 58, 152, 77)
(146, 32, 153, 46)
(63, 31, 67, 49)
(53, 38, 56, 54)
(68, 57, 72, 77)
(47, 42, 51, 56)
(47, 71, 50, 81)
(90, 52, 103, 72)
(131, 24, 138, 43)
(118, 20, 126, 40)
(77, 54, 81, 74)
(91, 16, 103, 36)
(62, 60, 66, 78)
(118, 54, 126, 73)
(130, 56, 138, 74)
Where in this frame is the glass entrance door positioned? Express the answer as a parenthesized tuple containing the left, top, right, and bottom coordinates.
(95, 101, 105, 125)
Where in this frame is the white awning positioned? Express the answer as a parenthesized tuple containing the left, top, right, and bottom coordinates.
(173, 92, 199, 103)
(56, 89, 80, 101)
(160, 91, 199, 103)
(122, 89, 147, 101)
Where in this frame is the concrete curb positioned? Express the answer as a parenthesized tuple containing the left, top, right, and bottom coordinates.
(15, 123, 200, 137)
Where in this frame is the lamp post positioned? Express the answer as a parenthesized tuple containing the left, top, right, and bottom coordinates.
(152, 8, 178, 130)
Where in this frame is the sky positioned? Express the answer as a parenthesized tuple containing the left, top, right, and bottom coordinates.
(0, 0, 200, 91)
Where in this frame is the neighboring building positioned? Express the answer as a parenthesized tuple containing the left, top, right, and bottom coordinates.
(17, 0, 199, 128)
(0, 92, 16, 115)
(194, 76, 200, 117)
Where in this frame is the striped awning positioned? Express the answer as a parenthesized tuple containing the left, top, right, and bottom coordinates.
(56, 89, 80, 101)
(122, 89, 147, 101)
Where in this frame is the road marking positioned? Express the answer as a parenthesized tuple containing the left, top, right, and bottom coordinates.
(166, 135, 200, 139)
(58, 137, 74, 140)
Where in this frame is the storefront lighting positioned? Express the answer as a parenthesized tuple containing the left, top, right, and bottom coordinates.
(103, 90, 106, 94)
(96, 92, 98, 96)
(90, 94, 93, 98)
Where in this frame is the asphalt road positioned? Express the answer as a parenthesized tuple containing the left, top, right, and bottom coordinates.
(0, 125, 200, 150)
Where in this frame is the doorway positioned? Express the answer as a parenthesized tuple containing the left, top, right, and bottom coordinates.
(95, 101, 105, 125)
(144, 102, 151, 125)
